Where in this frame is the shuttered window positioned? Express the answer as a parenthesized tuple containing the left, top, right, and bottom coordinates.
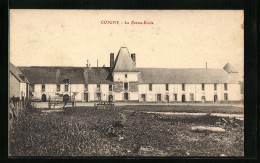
(224, 93, 228, 100)
(174, 94, 177, 101)
(190, 94, 194, 101)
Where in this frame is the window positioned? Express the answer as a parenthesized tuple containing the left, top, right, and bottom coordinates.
(174, 94, 177, 101)
(149, 84, 152, 91)
(65, 85, 69, 92)
(85, 84, 88, 91)
(109, 84, 113, 91)
(182, 84, 185, 91)
(32, 85, 35, 92)
(124, 82, 128, 90)
(166, 84, 169, 91)
(141, 94, 146, 101)
(125, 74, 127, 78)
(157, 94, 161, 101)
(224, 93, 228, 100)
(190, 93, 194, 101)
(224, 83, 228, 90)
(124, 93, 128, 100)
(202, 84, 205, 91)
(214, 84, 217, 90)
(97, 84, 100, 91)
(42, 85, 45, 92)
(57, 84, 60, 92)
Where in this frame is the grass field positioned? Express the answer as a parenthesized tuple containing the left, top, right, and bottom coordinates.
(9, 105, 244, 156)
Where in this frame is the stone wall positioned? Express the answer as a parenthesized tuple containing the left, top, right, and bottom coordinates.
(113, 82, 123, 92)
(129, 82, 138, 92)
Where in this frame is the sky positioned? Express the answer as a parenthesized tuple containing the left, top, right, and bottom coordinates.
(10, 10, 244, 74)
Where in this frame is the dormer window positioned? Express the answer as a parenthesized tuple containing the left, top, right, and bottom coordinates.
(125, 74, 127, 78)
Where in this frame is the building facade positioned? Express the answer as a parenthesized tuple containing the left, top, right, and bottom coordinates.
(9, 63, 30, 100)
(18, 47, 242, 103)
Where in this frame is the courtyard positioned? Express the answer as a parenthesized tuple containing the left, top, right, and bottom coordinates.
(9, 104, 244, 157)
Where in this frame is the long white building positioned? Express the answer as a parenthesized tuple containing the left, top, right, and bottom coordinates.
(18, 47, 242, 103)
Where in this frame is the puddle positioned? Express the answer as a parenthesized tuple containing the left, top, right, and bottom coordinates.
(191, 126, 225, 132)
(145, 112, 244, 120)
(147, 112, 206, 116)
(41, 110, 63, 113)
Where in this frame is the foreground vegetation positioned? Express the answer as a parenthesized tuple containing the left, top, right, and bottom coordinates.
(9, 106, 244, 156)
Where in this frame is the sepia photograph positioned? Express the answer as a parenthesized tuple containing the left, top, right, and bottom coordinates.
(9, 10, 244, 157)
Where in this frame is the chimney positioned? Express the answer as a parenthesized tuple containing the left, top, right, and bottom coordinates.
(86, 60, 89, 67)
(97, 59, 98, 67)
(110, 53, 114, 71)
(131, 53, 136, 66)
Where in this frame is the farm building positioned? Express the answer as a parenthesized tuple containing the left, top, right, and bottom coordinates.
(18, 47, 243, 103)
(9, 63, 30, 100)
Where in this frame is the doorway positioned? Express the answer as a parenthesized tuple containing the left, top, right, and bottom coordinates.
(63, 94, 69, 102)
(124, 93, 129, 100)
(108, 95, 113, 102)
(165, 95, 169, 103)
(202, 96, 206, 103)
(97, 93, 101, 101)
(214, 95, 218, 103)
(41, 94, 46, 102)
(84, 93, 88, 102)
(182, 94, 185, 103)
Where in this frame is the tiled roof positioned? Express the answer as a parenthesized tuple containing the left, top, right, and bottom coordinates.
(10, 63, 29, 83)
(84, 67, 113, 84)
(138, 68, 239, 84)
(113, 47, 139, 72)
(18, 66, 85, 84)
(18, 66, 239, 85)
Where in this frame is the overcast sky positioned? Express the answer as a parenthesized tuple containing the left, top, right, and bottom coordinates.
(10, 10, 244, 74)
